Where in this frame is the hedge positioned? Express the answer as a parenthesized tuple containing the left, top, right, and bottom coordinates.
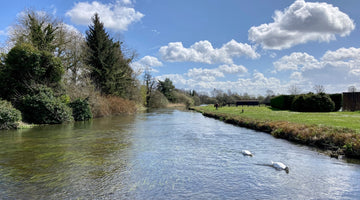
(329, 93, 342, 111)
(270, 95, 295, 110)
(291, 93, 335, 112)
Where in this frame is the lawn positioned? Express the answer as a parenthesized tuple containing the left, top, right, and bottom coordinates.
(195, 105, 360, 132)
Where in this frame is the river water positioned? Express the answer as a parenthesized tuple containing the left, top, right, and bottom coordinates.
(0, 109, 359, 199)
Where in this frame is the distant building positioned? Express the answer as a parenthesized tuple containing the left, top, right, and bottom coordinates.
(343, 92, 360, 111)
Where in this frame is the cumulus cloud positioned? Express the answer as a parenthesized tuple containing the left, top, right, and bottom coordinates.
(273, 52, 321, 71)
(66, 1, 144, 31)
(321, 47, 360, 77)
(185, 63, 248, 82)
(131, 56, 163, 73)
(249, 0, 355, 50)
(218, 64, 248, 74)
(186, 68, 224, 82)
(272, 47, 360, 92)
(157, 70, 282, 95)
(159, 39, 259, 64)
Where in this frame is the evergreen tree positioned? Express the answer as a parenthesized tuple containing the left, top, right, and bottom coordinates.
(0, 43, 64, 100)
(85, 13, 135, 97)
(157, 78, 175, 102)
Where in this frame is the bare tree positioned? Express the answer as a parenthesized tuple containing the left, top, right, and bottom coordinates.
(314, 85, 325, 94)
(348, 86, 357, 92)
(288, 84, 302, 95)
(144, 69, 157, 107)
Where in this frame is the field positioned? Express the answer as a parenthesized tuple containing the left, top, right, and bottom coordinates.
(192, 105, 360, 158)
(196, 105, 360, 132)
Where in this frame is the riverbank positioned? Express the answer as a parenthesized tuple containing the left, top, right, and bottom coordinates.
(190, 106, 360, 159)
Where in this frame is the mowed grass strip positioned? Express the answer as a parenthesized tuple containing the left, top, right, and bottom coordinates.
(195, 105, 360, 132)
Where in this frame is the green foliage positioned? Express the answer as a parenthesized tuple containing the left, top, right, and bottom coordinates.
(270, 95, 295, 110)
(85, 14, 135, 98)
(329, 93, 343, 111)
(0, 99, 22, 129)
(0, 43, 64, 100)
(291, 93, 335, 112)
(27, 13, 57, 52)
(158, 78, 175, 102)
(17, 86, 73, 124)
(148, 90, 169, 108)
(174, 91, 194, 108)
(69, 98, 92, 121)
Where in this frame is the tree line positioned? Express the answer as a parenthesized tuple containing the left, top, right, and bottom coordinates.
(0, 10, 139, 128)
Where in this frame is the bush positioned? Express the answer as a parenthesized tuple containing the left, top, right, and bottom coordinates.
(174, 91, 194, 108)
(69, 98, 92, 121)
(148, 90, 169, 108)
(329, 93, 342, 111)
(291, 93, 335, 112)
(17, 86, 73, 124)
(270, 95, 295, 110)
(0, 43, 64, 100)
(0, 100, 22, 129)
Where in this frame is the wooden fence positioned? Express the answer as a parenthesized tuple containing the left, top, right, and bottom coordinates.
(343, 92, 360, 111)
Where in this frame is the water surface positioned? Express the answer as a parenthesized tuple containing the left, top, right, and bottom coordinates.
(0, 109, 359, 199)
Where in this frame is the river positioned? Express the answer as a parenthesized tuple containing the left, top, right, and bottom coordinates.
(0, 109, 359, 199)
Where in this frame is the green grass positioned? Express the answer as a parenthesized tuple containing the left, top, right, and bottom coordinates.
(196, 105, 360, 132)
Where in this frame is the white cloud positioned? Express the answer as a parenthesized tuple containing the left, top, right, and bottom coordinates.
(131, 56, 163, 73)
(157, 70, 282, 96)
(249, 0, 355, 50)
(271, 47, 360, 93)
(0, 29, 7, 36)
(273, 52, 321, 71)
(321, 47, 360, 77)
(159, 39, 259, 64)
(186, 68, 224, 82)
(218, 64, 248, 74)
(66, 1, 144, 31)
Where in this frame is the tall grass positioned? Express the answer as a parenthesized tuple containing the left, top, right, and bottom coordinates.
(89, 95, 137, 118)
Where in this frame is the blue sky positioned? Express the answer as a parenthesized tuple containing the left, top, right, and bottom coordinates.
(1, 0, 359, 96)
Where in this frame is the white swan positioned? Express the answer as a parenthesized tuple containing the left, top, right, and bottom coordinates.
(242, 150, 253, 157)
(271, 161, 289, 173)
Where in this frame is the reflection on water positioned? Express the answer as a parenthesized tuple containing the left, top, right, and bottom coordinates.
(0, 109, 359, 199)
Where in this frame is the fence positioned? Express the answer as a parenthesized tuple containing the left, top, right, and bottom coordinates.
(343, 92, 360, 111)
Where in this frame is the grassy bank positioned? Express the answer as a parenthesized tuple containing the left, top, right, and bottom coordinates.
(191, 105, 360, 159)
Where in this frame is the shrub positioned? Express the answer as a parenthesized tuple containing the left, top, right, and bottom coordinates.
(270, 95, 295, 110)
(174, 91, 194, 108)
(17, 86, 73, 124)
(89, 94, 137, 117)
(329, 93, 342, 111)
(148, 90, 169, 108)
(291, 93, 335, 112)
(0, 100, 22, 129)
(69, 98, 92, 121)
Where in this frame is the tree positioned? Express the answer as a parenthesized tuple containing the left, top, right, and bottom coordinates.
(85, 13, 135, 97)
(314, 85, 325, 94)
(0, 43, 64, 100)
(144, 69, 157, 107)
(288, 84, 302, 95)
(348, 86, 357, 92)
(157, 78, 175, 102)
(9, 9, 60, 53)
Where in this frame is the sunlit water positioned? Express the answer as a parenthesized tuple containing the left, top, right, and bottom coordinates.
(0, 109, 359, 199)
